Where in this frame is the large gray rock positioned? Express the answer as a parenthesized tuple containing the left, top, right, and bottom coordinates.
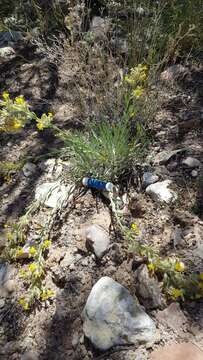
(146, 180, 177, 204)
(135, 265, 163, 309)
(83, 276, 156, 351)
(85, 224, 110, 259)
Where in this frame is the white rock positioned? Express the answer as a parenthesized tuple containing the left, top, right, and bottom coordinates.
(85, 224, 110, 259)
(0, 46, 15, 58)
(35, 181, 73, 208)
(146, 180, 177, 204)
(22, 162, 37, 177)
(182, 157, 201, 168)
(83, 276, 156, 351)
(191, 170, 198, 178)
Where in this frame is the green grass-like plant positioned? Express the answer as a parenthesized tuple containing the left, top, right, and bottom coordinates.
(58, 119, 143, 182)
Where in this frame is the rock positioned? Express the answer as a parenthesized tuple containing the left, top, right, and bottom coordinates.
(22, 163, 37, 177)
(0, 31, 23, 46)
(83, 276, 156, 351)
(21, 351, 39, 360)
(182, 157, 201, 168)
(35, 181, 74, 208)
(72, 332, 79, 349)
(0, 262, 15, 295)
(0, 46, 15, 58)
(0, 298, 5, 308)
(154, 148, 186, 165)
(160, 65, 188, 82)
(172, 226, 185, 248)
(167, 161, 178, 172)
(60, 252, 75, 268)
(191, 169, 198, 177)
(90, 16, 111, 40)
(146, 180, 177, 204)
(85, 224, 110, 259)
(150, 342, 203, 360)
(135, 265, 163, 309)
(156, 302, 187, 332)
(143, 172, 159, 188)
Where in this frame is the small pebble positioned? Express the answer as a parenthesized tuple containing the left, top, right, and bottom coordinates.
(191, 170, 198, 178)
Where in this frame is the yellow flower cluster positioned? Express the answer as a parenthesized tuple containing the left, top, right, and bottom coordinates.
(125, 64, 148, 99)
(19, 297, 29, 311)
(40, 289, 55, 301)
(0, 92, 31, 132)
(170, 287, 183, 299)
(0, 91, 53, 133)
(36, 113, 53, 130)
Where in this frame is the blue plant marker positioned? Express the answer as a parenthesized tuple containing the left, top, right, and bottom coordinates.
(82, 177, 113, 192)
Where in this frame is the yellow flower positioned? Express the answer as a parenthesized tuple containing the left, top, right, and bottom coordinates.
(199, 273, 203, 281)
(29, 263, 37, 272)
(19, 298, 29, 310)
(40, 289, 55, 301)
(198, 282, 203, 290)
(7, 232, 13, 241)
(36, 121, 44, 130)
(15, 96, 25, 105)
(131, 223, 139, 234)
(171, 287, 183, 299)
(42, 239, 51, 250)
(148, 263, 155, 272)
(48, 112, 53, 117)
(2, 91, 10, 100)
(19, 268, 29, 279)
(29, 246, 37, 257)
(132, 87, 144, 98)
(16, 247, 25, 258)
(175, 261, 185, 272)
(3, 224, 9, 228)
(13, 119, 22, 130)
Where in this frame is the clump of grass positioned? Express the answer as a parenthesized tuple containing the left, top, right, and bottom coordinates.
(57, 118, 145, 183)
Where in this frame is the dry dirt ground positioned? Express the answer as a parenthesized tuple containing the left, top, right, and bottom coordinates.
(0, 43, 203, 360)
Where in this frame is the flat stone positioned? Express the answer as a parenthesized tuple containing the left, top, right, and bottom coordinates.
(154, 148, 186, 165)
(85, 224, 110, 259)
(135, 264, 163, 309)
(143, 172, 159, 188)
(35, 181, 74, 208)
(182, 157, 201, 168)
(146, 180, 177, 204)
(150, 342, 203, 360)
(156, 302, 187, 331)
(83, 276, 156, 351)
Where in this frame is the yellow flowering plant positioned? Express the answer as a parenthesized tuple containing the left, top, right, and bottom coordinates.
(0, 91, 53, 133)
